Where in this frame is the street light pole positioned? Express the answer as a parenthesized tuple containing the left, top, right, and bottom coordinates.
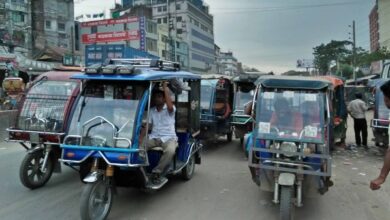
(352, 20, 356, 85)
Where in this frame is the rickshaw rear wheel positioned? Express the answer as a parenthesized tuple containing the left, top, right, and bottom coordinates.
(280, 186, 295, 220)
(80, 179, 113, 220)
(181, 155, 196, 180)
(19, 149, 54, 189)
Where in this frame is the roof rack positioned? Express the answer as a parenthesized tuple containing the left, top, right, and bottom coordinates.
(109, 58, 180, 71)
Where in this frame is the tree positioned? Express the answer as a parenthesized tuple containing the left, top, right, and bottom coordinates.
(313, 40, 352, 74)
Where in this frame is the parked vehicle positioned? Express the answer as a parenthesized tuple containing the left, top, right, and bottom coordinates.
(6, 68, 82, 189)
(231, 73, 269, 147)
(60, 59, 202, 220)
(371, 79, 390, 147)
(319, 76, 348, 148)
(247, 76, 333, 220)
(200, 75, 234, 141)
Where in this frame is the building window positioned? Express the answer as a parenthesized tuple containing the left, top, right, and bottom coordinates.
(176, 16, 182, 22)
(176, 4, 181, 10)
(12, 11, 24, 23)
(59, 33, 67, 39)
(45, 20, 51, 29)
(177, 55, 180, 62)
(194, 20, 199, 27)
(157, 18, 162, 24)
(161, 35, 168, 42)
(162, 50, 166, 58)
(163, 6, 167, 11)
(58, 23, 66, 31)
(146, 38, 157, 52)
(146, 22, 157, 34)
(158, 6, 162, 12)
(163, 17, 167, 24)
(176, 41, 180, 48)
(91, 26, 97, 34)
(176, 28, 183, 34)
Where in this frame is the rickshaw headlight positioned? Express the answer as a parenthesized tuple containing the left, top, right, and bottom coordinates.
(280, 142, 297, 157)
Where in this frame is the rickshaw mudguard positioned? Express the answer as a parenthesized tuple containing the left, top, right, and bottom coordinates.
(278, 173, 295, 186)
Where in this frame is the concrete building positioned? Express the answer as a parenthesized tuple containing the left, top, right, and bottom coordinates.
(369, 3, 380, 52)
(219, 51, 238, 76)
(0, 0, 32, 56)
(31, 0, 75, 57)
(214, 44, 221, 74)
(78, 16, 160, 65)
(378, 0, 390, 49)
(135, 0, 213, 74)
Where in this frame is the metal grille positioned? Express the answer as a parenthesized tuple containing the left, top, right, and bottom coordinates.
(17, 94, 71, 132)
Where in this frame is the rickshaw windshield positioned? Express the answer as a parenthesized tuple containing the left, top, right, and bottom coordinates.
(29, 81, 78, 96)
(68, 82, 146, 148)
(200, 80, 217, 111)
(256, 90, 325, 144)
(234, 90, 254, 113)
(377, 91, 390, 120)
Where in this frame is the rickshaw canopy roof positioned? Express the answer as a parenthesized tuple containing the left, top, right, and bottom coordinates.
(232, 73, 270, 83)
(35, 71, 82, 82)
(200, 74, 232, 80)
(71, 69, 200, 81)
(317, 76, 344, 87)
(257, 76, 330, 90)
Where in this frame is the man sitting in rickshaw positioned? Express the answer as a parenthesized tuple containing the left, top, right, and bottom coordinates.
(270, 97, 303, 134)
(144, 82, 178, 185)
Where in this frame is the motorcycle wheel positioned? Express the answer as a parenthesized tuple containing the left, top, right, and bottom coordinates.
(80, 179, 113, 220)
(181, 154, 196, 180)
(280, 186, 295, 220)
(19, 149, 54, 189)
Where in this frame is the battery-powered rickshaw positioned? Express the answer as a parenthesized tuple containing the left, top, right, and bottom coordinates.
(200, 75, 234, 141)
(231, 73, 269, 147)
(319, 76, 348, 148)
(371, 79, 390, 147)
(248, 76, 333, 220)
(6, 68, 82, 189)
(60, 59, 202, 220)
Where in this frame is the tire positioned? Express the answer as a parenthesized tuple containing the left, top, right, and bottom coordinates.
(227, 132, 233, 142)
(280, 186, 294, 220)
(181, 155, 196, 180)
(19, 149, 54, 189)
(80, 179, 113, 220)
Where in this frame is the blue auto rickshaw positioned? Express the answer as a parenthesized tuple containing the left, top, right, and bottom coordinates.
(371, 79, 390, 147)
(60, 59, 202, 220)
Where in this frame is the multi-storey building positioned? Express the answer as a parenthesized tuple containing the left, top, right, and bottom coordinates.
(378, 0, 390, 50)
(31, 0, 75, 56)
(0, 0, 32, 56)
(219, 51, 238, 76)
(369, 3, 380, 52)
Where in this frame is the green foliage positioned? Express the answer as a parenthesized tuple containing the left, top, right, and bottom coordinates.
(313, 40, 352, 74)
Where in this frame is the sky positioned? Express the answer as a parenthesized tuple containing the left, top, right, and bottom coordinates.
(75, 0, 376, 74)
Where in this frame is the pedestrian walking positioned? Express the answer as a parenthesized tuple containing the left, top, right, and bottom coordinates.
(347, 93, 368, 149)
(371, 80, 390, 190)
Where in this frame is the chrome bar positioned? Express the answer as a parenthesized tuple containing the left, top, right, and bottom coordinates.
(273, 181, 279, 204)
(296, 180, 303, 207)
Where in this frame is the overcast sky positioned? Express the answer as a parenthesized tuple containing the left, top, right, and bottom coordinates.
(75, 0, 375, 74)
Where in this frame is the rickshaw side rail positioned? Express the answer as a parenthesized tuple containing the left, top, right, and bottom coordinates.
(231, 114, 252, 125)
(252, 147, 332, 159)
(371, 118, 390, 129)
(253, 163, 331, 177)
(6, 128, 66, 136)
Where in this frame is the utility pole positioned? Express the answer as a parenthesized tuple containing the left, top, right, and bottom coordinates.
(71, 26, 75, 66)
(352, 20, 356, 85)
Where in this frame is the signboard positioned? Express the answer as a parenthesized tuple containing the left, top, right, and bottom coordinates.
(81, 17, 139, 27)
(139, 16, 146, 51)
(297, 59, 314, 68)
(82, 30, 140, 44)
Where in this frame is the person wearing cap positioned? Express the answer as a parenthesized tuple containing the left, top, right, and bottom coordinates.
(371, 80, 390, 190)
(347, 93, 368, 149)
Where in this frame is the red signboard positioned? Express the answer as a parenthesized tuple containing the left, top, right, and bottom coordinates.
(82, 30, 140, 44)
(81, 17, 139, 27)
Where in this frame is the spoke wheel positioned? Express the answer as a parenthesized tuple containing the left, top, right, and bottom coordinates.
(181, 155, 196, 180)
(80, 179, 113, 220)
(19, 149, 54, 189)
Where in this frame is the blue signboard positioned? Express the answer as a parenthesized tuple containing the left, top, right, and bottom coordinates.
(139, 16, 146, 51)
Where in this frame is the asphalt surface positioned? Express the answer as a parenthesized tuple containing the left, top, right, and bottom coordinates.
(0, 110, 389, 220)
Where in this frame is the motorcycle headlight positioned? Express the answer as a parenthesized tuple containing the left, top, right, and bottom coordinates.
(280, 142, 297, 157)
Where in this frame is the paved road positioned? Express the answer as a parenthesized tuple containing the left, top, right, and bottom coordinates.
(0, 111, 389, 220)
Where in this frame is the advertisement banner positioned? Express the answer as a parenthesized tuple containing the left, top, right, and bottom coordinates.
(139, 16, 146, 51)
(82, 30, 140, 44)
(81, 16, 139, 28)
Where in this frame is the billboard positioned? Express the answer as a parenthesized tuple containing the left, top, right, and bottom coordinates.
(81, 17, 139, 27)
(297, 59, 314, 68)
(82, 30, 140, 44)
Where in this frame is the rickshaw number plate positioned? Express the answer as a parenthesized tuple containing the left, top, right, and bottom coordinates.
(30, 133, 40, 143)
(304, 126, 318, 137)
(259, 122, 271, 133)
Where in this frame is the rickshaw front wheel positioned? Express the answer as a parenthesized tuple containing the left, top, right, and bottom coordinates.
(181, 155, 196, 180)
(280, 186, 295, 220)
(80, 179, 113, 220)
(19, 149, 54, 189)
